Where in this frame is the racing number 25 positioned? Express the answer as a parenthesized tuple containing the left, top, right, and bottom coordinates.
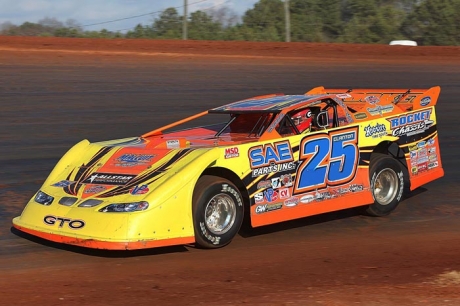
(294, 127, 359, 193)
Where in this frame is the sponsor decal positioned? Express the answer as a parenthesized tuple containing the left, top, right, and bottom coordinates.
(252, 162, 296, 177)
(166, 140, 180, 149)
(417, 141, 426, 148)
(365, 95, 380, 104)
(279, 188, 290, 199)
(284, 197, 299, 207)
(254, 192, 264, 203)
(418, 149, 427, 158)
(312, 190, 338, 202)
(367, 105, 394, 116)
(255, 203, 283, 214)
(428, 147, 436, 154)
(420, 96, 431, 107)
(393, 94, 416, 103)
(418, 162, 428, 172)
(249, 141, 293, 168)
(408, 144, 418, 152)
(84, 185, 107, 194)
(257, 180, 272, 189)
(130, 184, 149, 195)
(364, 123, 387, 138)
(271, 177, 282, 189)
(411, 166, 418, 175)
(44, 215, 85, 229)
(300, 194, 315, 204)
(225, 147, 239, 159)
(115, 154, 155, 167)
(388, 109, 433, 137)
(348, 184, 364, 193)
(336, 94, 352, 99)
(83, 173, 135, 185)
(354, 112, 368, 120)
(264, 188, 278, 202)
(327, 184, 364, 198)
(280, 174, 293, 187)
(428, 161, 439, 169)
(417, 156, 428, 164)
(410, 151, 417, 159)
(427, 138, 435, 146)
(52, 180, 74, 187)
(429, 154, 438, 161)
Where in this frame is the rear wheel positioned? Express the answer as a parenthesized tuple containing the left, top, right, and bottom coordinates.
(192, 175, 244, 248)
(366, 154, 405, 217)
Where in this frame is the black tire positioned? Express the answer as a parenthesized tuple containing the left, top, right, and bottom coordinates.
(192, 175, 244, 248)
(366, 153, 405, 217)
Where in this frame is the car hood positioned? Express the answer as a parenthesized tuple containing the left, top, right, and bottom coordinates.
(48, 136, 217, 200)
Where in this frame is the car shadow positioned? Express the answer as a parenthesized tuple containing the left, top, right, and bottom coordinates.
(239, 187, 428, 238)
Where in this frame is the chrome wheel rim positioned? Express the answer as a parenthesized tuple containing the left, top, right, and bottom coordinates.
(204, 193, 237, 235)
(373, 168, 398, 205)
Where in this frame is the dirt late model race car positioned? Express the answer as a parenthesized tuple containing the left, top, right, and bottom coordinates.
(13, 86, 444, 250)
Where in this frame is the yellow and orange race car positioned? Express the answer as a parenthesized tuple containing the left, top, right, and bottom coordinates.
(13, 86, 444, 250)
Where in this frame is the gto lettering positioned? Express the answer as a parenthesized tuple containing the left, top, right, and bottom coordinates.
(43, 215, 85, 229)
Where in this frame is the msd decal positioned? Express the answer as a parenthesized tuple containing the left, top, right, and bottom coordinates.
(388, 109, 433, 137)
(225, 147, 239, 159)
(249, 141, 296, 177)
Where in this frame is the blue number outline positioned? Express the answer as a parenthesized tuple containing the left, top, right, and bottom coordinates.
(294, 127, 359, 194)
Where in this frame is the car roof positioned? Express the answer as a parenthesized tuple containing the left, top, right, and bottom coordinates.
(209, 94, 325, 113)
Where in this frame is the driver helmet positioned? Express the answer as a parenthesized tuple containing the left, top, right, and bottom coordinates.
(291, 108, 313, 132)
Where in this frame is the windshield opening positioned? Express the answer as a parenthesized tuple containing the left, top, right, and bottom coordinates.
(215, 113, 275, 138)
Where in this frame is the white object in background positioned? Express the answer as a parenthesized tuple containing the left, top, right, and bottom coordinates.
(389, 40, 418, 46)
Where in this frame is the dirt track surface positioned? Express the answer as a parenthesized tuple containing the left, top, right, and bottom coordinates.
(1, 37, 460, 305)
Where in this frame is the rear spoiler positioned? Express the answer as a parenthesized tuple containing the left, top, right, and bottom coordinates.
(306, 86, 441, 109)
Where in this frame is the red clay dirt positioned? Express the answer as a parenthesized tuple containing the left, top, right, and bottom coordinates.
(1, 37, 460, 306)
(1, 36, 459, 64)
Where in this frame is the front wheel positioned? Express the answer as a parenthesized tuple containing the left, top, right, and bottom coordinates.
(366, 154, 405, 217)
(192, 175, 244, 248)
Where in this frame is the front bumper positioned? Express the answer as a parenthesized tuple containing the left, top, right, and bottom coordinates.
(12, 192, 196, 250)
(12, 220, 194, 250)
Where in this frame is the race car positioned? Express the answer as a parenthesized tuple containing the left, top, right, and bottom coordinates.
(13, 86, 444, 250)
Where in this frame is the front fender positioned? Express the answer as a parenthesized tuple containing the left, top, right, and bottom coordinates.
(43, 139, 91, 186)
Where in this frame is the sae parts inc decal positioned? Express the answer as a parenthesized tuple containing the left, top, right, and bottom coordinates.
(249, 141, 296, 177)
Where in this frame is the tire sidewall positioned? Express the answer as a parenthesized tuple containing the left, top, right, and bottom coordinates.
(369, 157, 404, 216)
(193, 180, 244, 248)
